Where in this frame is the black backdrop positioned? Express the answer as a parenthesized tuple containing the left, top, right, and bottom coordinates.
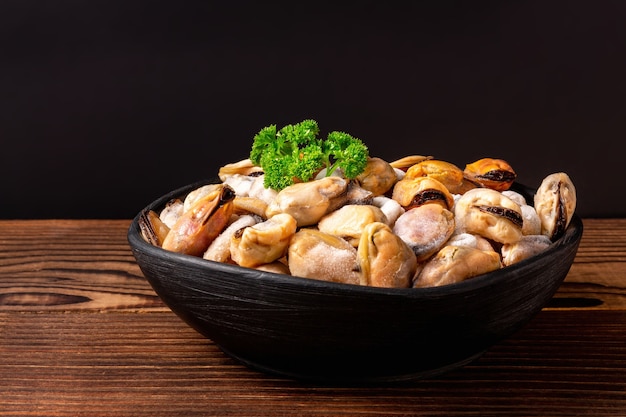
(2, 1, 624, 219)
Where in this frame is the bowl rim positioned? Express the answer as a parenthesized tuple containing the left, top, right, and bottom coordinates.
(127, 178, 583, 299)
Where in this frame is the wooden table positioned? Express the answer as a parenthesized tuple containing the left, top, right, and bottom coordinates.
(1, 219, 625, 416)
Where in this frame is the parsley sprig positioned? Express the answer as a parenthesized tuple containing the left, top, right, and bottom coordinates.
(249, 119, 369, 191)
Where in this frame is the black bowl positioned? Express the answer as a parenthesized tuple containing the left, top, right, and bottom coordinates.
(128, 179, 583, 383)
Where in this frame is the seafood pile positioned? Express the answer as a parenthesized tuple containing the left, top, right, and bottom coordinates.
(139, 153, 577, 289)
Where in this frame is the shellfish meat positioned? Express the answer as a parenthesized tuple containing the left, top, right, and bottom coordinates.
(357, 222, 417, 288)
(454, 188, 523, 244)
(533, 172, 577, 241)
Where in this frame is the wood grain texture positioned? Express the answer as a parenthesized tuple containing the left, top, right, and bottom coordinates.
(0, 220, 166, 312)
(1, 219, 626, 416)
(1, 311, 625, 416)
(550, 219, 626, 310)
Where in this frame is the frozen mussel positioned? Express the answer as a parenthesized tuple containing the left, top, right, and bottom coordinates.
(266, 177, 372, 227)
(534, 172, 577, 241)
(464, 157, 517, 192)
(288, 228, 361, 285)
(218, 158, 264, 181)
(138, 209, 170, 247)
(318, 204, 388, 247)
(389, 155, 433, 171)
(454, 188, 524, 244)
(358, 222, 417, 288)
(230, 213, 297, 268)
(413, 245, 502, 288)
(159, 198, 184, 229)
(404, 159, 468, 194)
(393, 204, 456, 262)
(141, 151, 577, 290)
(203, 214, 260, 263)
(355, 157, 398, 196)
(140, 183, 236, 257)
(501, 235, 552, 267)
(391, 176, 454, 211)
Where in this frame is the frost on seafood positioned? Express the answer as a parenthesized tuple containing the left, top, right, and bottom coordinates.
(139, 131, 576, 289)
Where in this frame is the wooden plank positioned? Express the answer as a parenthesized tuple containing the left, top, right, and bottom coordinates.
(1, 310, 625, 417)
(551, 219, 626, 310)
(0, 220, 167, 312)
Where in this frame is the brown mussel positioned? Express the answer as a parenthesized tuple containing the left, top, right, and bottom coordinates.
(464, 158, 517, 192)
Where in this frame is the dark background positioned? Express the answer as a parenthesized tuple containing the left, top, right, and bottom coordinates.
(2, 1, 624, 219)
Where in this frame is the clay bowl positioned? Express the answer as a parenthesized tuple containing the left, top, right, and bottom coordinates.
(127, 179, 583, 384)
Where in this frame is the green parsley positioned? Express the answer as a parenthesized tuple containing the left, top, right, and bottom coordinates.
(249, 119, 369, 191)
